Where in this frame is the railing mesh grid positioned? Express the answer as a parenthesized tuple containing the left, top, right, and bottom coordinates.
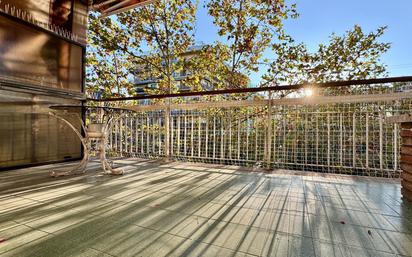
(87, 84, 412, 178)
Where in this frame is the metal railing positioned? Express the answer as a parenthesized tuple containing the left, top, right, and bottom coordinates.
(86, 80, 412, 177)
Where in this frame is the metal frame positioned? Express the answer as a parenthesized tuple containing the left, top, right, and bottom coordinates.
(126, 90, 412, 112)
(89, 76, 412, 102)
(95, 90, 411, 177)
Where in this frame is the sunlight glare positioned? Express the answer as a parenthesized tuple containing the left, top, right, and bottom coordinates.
(305, 88, 314, 97)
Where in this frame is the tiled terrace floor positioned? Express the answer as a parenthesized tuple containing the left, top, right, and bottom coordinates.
(1, 158, 412, 257)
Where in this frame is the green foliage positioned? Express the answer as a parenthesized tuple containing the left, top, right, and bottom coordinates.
(86, 12, 135, 98)
(86, 1, 391, 99)
(86, 0, 198, 97)
(207, 0, 298, 88)
(264, 25, 391, 85)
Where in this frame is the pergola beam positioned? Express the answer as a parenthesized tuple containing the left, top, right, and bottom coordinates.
(90, 0, 154, 18)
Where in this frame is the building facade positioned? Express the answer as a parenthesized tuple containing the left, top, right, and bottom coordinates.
(134, 45, 214, 96)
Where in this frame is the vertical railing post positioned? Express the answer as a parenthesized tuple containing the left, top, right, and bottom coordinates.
(152, 116, 156, 154)
(109, 113, 113, 149)
(304, 113, 308, 167)
(379, 111, 384, 174)
(130, 115, 133, 154)
(352, 112, 356, 168)
(237, 118, 241, 160)
(340, 113, 343, 166)
(165, 103, 171, 160)
(366, 113, 369, 169)
(191, 115, 194, 157)
(273, 114, 277, 165)
(146, 116, 150, 154)
(177, 116, 181, 156)
(255, 119, 258, 161)
(294, 112, 298, 166)
(283, 117, 286, 164)
(246, 114, 249, 160)
(170, 115, 174, 156)
(316, 114, 319, 165)
(327, 113, 331, 169)
(158, 116, 162, 156)
(120, 116, 123, 156)
(135, 116, 138, 153)
(198, 116, 201, 158)
(205, 117, 209, 158)
(213, 116, 216, 159)
(229, 118, 232, 159)
(184, 116, 187, 156)
(140, 116, 144, 154)
(265, 91, 273, 169)
(221, 117, 225, 159)
(394, 123, 398, 172)
(125, 114, 128, 154)
(114, 119, 118, 152)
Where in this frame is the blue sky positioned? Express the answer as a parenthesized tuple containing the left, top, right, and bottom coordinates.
(194, 0, 412, 84)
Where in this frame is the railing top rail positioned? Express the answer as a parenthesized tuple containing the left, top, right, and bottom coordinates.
(88, 76, 412, 102)
(124, 90, 412, 112)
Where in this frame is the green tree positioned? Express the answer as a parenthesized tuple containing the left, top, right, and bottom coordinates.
(86, 30, 133, 98)
(263, 25, 391, 86)
(207, 0, 298, 88)
(86, 0, 198, 97)
(183, 43, 251, 91)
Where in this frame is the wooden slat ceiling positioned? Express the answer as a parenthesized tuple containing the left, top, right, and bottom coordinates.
(91, 0, 154, 18)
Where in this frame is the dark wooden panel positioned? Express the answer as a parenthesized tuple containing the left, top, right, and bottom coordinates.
(400, 123, 412, 202)
(402, 187, 412, 202)
(400, 130, 412, 137)
(401, 146, 412, 156)
(401, 155, 412, 165)
(401, 168, 412, 178)
(401, 172, 412, 183)
(402, 180, 412, 194)
(401, 163, 412, 173)
(402, 137, 412, 146)
(401, 123, 412, 129)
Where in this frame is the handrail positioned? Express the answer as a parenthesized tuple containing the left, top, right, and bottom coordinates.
(88, 76, 412, 102)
